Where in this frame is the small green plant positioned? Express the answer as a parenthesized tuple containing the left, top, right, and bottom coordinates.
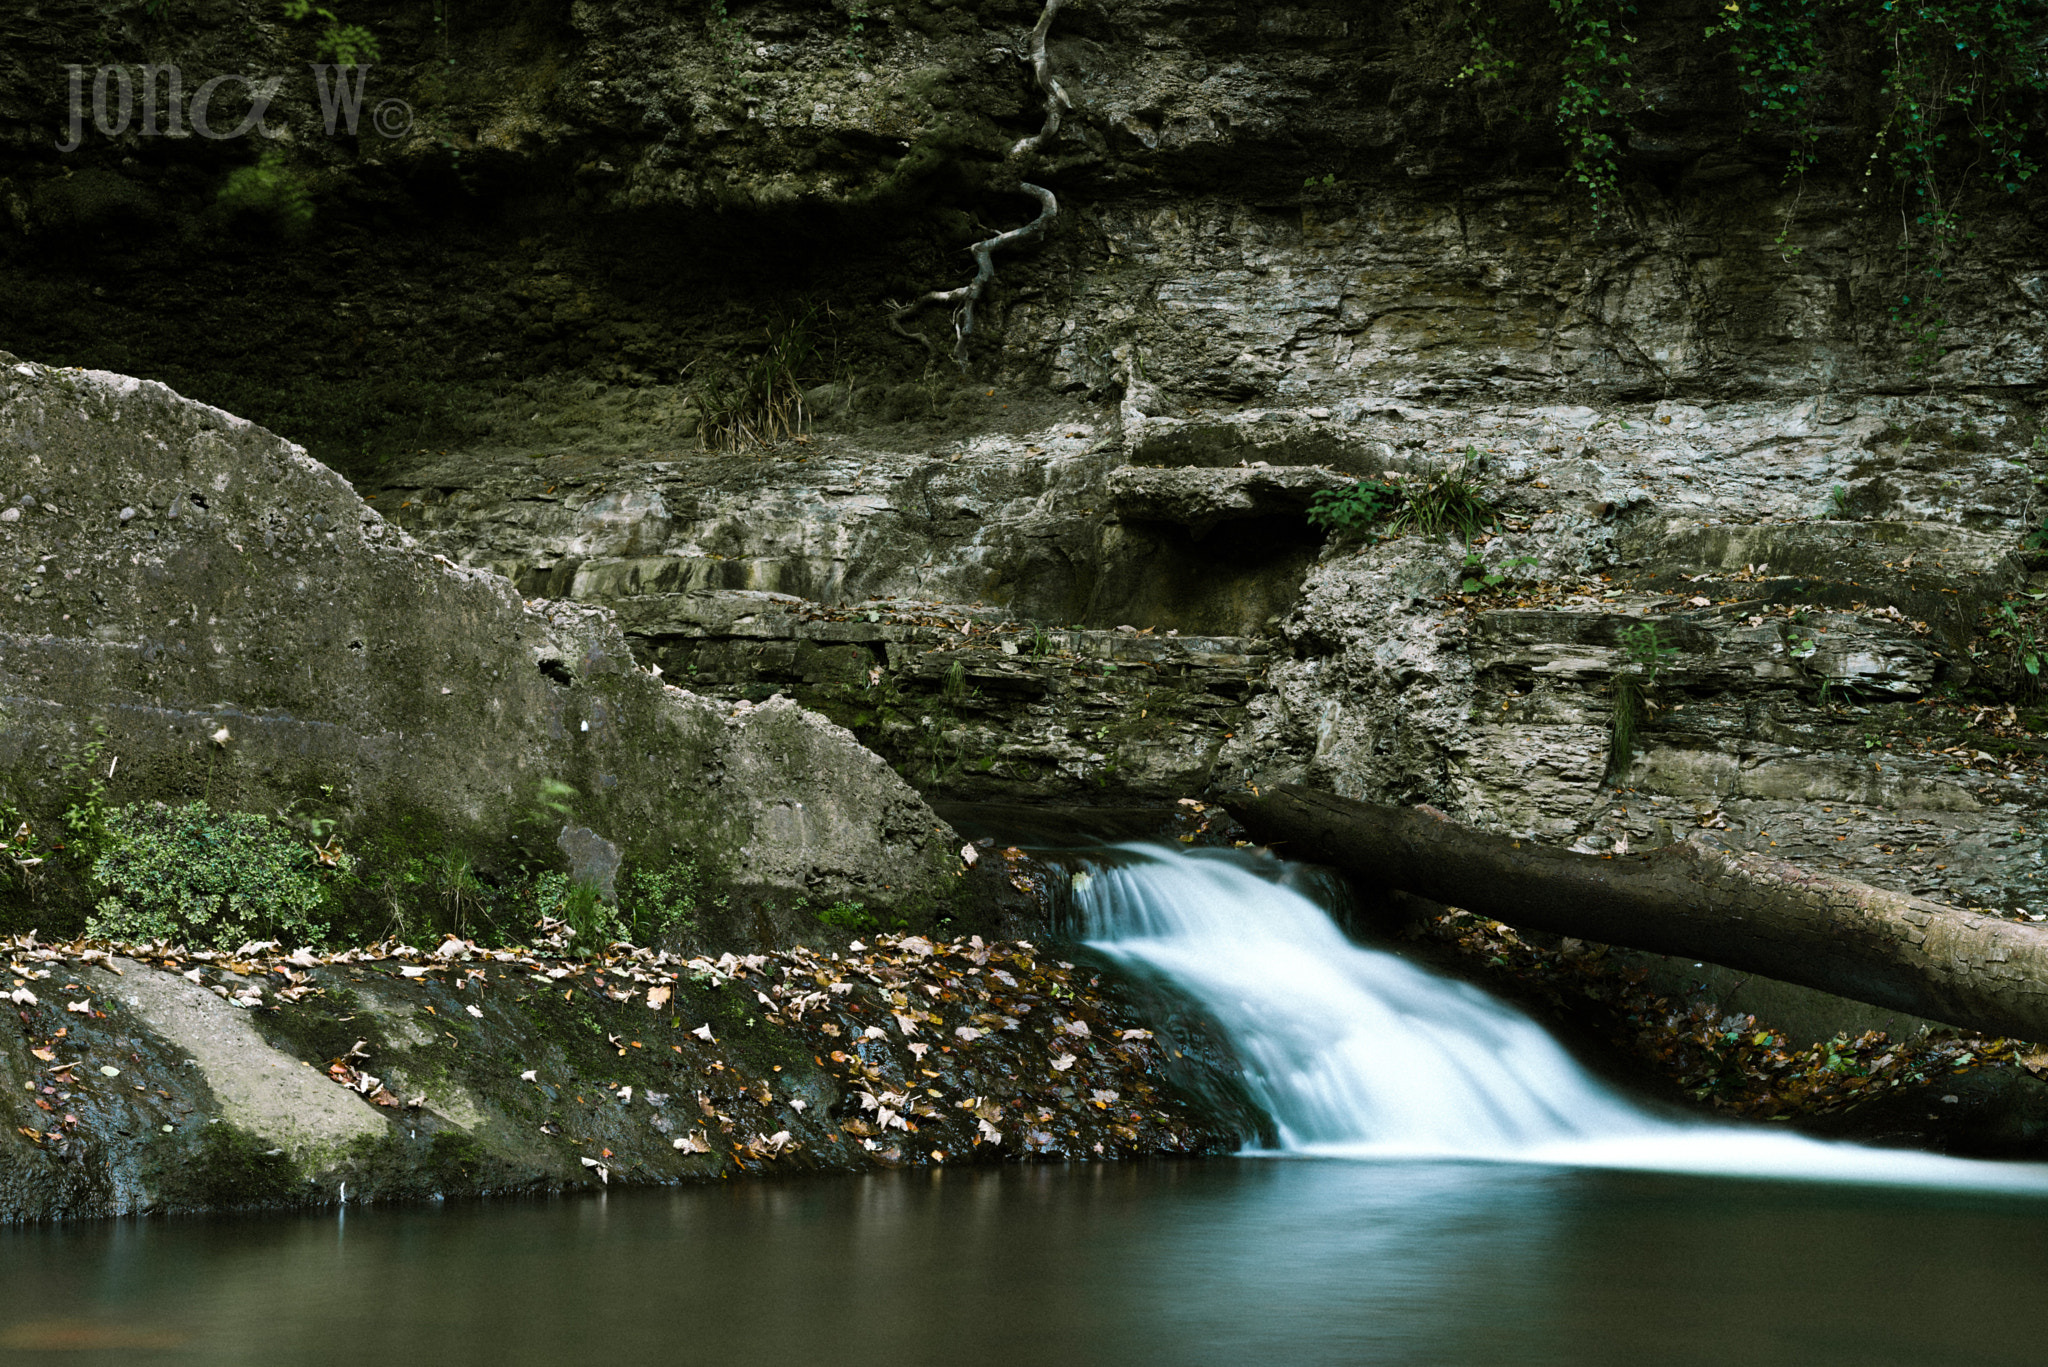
(1989, 601, 2044, 685)
(217, 149, 315, 236)
(1306, 480, 1401, 541)
(89, 801, 349, 948)
(694, 309, 819, 451)
(58, 725, 114, 864)
(1828, 484, 1851, 517)
(708, 0, 754, 87)
(1607, 620, 1677, 782)
(1461, 553, 1539, 595)
(1391, 450, 1497, 539)
(619, 859, 702, 942)
(281, 1, 380, 65)
(558, 880, 620, 952)
(846, 0, 872, 64)
(1301, 172, 1339, 192)
(817, 899, 874, 931)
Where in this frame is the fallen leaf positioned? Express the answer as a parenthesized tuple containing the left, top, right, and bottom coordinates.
(692, 1024, 714, 1042)
(465, 1004, 484, 1018)
(98, 1066, 120, 1078)
(520, 1069, 538, 1082)
(64, 1000, 90, 1015)
(647, 984, 672, 1010)
(954, 1027, 983, 1042)
(29, 1048, 53, 1063)
(673, 1133, 710, 1153)
(1051, 1053, 1077, 1072)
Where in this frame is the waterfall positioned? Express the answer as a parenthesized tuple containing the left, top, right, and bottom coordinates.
(1078, 843, 2048, 1190)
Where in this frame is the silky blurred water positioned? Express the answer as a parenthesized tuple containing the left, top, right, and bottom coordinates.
(2, 1161, 2046, 1366)
(1081, 844, 2048, 1190)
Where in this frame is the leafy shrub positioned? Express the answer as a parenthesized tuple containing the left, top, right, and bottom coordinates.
(620, 859, 701, 941)
(89, 802, 348, 948)
(1306, 480, 1402, 541)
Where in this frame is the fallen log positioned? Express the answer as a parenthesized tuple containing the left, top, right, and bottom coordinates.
(1224, 785, 2048, 1044)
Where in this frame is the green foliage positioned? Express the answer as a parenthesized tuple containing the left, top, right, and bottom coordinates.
(1607, 621, 1677, 781)
(217, 149, 315, 236)
(1301, 172, 1341, 191)
(694, 309, 820, 451)
(1450, 3, 1518, 86)
(281, 0, 380, 65)
(846, 0, 873, 65)
(1619, 620, 1678, 684)
(1306, 479, 1402, 541)
(1550, 0, 1639, 221)
(559, 880, 619, 951)
(58, 725, 113, 866)
(619, 859, 702, 942)
(1462, 552, 1539, 595)
(817, 899, 875, 930)
(1829, 483, 1851, 517)
(1706, 0, 1825, 177)
(1989, 599, 2044, 687)
(1391, 450, 1498, 539)
(708, 0, 754, 87)
(89, 801, 348, 948)
(1705, 1, 2048, 364)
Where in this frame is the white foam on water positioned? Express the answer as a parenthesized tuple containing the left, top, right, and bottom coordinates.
(1078, 844, 2048, 1192)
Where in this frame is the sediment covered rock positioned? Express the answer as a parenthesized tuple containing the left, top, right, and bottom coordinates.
(0, 930, 1244, 1223)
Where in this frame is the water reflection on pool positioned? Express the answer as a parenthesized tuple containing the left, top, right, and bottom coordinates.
(2, 1158, 2044, 1366)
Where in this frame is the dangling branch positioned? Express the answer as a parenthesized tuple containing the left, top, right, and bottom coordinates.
(888, 0, 1069, 371)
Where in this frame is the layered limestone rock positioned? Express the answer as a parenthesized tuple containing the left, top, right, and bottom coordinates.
(0, 355, 959, 928)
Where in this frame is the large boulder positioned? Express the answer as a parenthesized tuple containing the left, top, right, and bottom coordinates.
(0, 354, 960, 938)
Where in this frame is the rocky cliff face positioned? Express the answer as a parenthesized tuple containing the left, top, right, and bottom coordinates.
(2, 3, 2045, 928)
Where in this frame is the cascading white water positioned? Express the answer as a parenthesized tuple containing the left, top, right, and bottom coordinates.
(1079, 843, 2048, 1190)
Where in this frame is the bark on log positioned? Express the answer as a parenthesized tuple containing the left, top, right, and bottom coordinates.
(1225, 785, 2048, 1044)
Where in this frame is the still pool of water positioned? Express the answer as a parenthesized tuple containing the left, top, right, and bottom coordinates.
(3, 1159, 2045, 1366)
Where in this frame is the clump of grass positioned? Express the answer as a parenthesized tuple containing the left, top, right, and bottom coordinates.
(1607, 621, 1678, 782)
(695, 309, 820, 451)
(1391, 448, 1497, 539)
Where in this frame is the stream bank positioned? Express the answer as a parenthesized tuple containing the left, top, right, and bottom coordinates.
(1, 926, 1248, 1222)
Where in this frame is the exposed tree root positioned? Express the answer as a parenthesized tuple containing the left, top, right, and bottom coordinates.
(889, 0, 1069, 371)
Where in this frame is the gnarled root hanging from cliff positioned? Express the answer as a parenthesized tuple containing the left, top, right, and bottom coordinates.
(888, 0, 1070, 371)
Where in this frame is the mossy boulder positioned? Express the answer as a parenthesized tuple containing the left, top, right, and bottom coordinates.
(0, 355, 959, 936)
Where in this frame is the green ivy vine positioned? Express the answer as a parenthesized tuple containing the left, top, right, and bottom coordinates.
(1550, 0, 1640, 221)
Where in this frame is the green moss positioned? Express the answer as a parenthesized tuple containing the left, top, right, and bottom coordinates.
(153, 1121, 303, 1210)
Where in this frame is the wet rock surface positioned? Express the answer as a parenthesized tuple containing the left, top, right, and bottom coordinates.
(1, 929, 1244, 1222)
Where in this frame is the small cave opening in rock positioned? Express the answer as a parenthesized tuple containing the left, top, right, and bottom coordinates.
(538, 659, 576, 687)
(1088, 513, 1324, 638)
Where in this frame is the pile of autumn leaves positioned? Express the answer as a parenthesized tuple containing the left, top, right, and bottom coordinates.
(1430, 912, 2040, 1118)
